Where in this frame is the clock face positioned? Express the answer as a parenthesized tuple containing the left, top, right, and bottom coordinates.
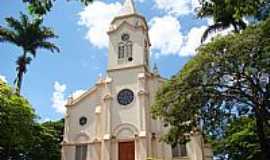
(79, 117, 87, 126)
(121, 33, 130, 41)
(117, 89, 134, 105)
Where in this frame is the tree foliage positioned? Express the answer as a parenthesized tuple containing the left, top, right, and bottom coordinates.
(197, 0, 270, 42)
(22, 0, 94, 16)
(0, 80, 64, 160)
(0, 13, 59, 94)
(28, 119, 64, 160)
(213, 117, 263, 160)
(0, 80, 35, 159)
(152, 18, 270, 159)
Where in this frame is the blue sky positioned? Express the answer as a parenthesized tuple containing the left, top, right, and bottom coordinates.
(0, 0, 210, 121)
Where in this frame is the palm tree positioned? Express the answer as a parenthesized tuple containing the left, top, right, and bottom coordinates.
(197, 0, 248, 42)
(0, 13, 59, 94)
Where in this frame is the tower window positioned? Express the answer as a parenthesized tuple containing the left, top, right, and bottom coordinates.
(118, 34, 133, 63)
(118, 42, 125, 59)
(126, 41, 132, 60)
(75, 145, 87, 160)
(172, 144, 187, 157)
(144, 40, 149, 65)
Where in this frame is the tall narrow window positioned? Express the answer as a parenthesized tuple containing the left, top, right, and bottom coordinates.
(144, 40, 149, 65)
(118, 43, 125, 59)
(118, 33, 133, 64)
(75, 145, 87, 160)
(126, 41, 133, 61)
(172, 144, 187, 157)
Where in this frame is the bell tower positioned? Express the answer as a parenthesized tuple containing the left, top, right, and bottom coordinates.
(107, 0, 150, 71)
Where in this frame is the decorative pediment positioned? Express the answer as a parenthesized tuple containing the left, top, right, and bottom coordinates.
(108, 20, 147, 35)
(65, 85, 98, 107)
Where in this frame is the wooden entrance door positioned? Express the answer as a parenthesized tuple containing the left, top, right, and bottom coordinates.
(118, 141, 135, 160)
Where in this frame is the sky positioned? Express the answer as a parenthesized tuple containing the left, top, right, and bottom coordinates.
(0, 0, 211, 121)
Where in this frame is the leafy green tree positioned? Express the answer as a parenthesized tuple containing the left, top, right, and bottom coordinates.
(152, 19, 270, 159)
(0, 80, 35, 159)
(0, 80, 64, 160)
(213, 117, 262, 160)
(22, 0, 94, 16)
(197, 0, 269, 42)
(28, 119, 64, 160)
(0, 13, 59, 94)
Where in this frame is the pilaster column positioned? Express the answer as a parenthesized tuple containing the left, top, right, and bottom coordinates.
(63, 109, 71, 142)
(137, 136, 147, 160)
(190, 132, 204, 160)
(137, 73, 148, 132)
(103, 76, 113, 137)
(101, 140, 111, 160)
(137, 73, 149, 159)
(102, 77, 113, 160)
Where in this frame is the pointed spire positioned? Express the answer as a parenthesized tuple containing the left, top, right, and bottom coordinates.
(119, 0, 136, 15)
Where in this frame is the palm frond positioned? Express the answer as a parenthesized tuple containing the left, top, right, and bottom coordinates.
(35, 41, 60, 53)
(0, 26, 18, 44)
(201, 22, 230, 43)
(5, 16, 24, 35)
(1, 13, 59, 94)
(39, 27, 58, 40)
(20, 13, 30, 29)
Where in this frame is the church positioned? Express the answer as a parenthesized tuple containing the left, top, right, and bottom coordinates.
(61, 0, 212, 160)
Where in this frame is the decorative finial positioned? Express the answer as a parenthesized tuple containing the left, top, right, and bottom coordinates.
(97, 73, 103, 83)
(67, 96, 73, 105)
(153, 63, 159, 75)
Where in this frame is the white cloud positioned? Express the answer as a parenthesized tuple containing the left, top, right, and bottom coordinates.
(149, 16, 209, 57)
(149, 15, 205, 57)
(51, 82, 86, 114)
(154, 0, 201, 16)
(180, 25, 207, 56)
(51, 81, 67, 114)
(191, 0, 201, 12)
(154, 0, 192, 16)
(207, 18, 214, 25)
(78, 1, 122, 49)
(0, 74, 7, 83)
(149, 16, 184, 55)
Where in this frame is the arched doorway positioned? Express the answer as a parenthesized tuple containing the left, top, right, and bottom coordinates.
(113, 123, 138, 160)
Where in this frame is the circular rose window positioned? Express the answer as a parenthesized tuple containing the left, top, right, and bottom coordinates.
(117, 89, 134, 105)
(79, 117, 87, 126)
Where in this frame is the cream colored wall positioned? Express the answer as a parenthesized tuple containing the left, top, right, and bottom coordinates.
(109, 67, 143, 134)
(108, 16, 149, 70)
(62, 71, 212, 160)
(65, 85, 106, 143)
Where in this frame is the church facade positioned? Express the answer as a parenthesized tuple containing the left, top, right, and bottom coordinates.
(61, 1, 212, 160)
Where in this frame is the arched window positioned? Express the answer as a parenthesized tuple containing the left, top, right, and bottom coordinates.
(118, 36, 133, 63)
(118, 42, 125, 59)
(126, 41, 133, 60)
